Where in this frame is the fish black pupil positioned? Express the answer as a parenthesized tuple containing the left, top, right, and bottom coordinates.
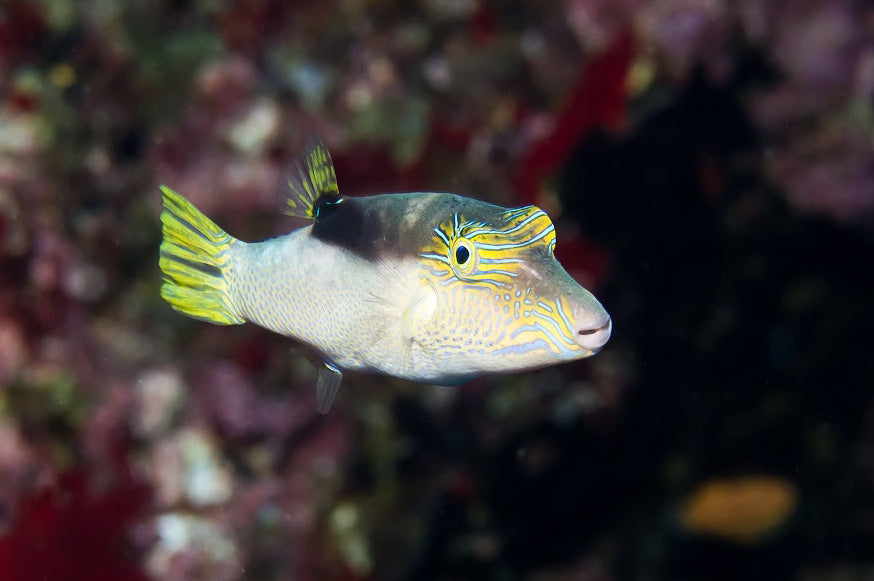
(455, 245, 470, 265)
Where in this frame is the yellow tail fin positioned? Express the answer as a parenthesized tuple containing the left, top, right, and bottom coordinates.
(159, 186, 245, 325)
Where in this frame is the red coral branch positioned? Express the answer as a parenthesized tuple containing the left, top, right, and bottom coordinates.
(514, 30, 635, 205)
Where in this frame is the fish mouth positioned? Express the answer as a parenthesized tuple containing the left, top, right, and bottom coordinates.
(574, 315, 612, 352)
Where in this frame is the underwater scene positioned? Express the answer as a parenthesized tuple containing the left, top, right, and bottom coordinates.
(0, 1, 872, 580)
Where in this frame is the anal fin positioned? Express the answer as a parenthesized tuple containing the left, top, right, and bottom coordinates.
(315, 362, 343, 414)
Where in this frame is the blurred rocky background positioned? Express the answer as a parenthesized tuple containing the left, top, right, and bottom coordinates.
(0, 0, 872, 580)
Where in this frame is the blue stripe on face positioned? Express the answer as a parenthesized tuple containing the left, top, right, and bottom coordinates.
(473, 278, 508, 288)
(503, 206, 535, 220)
(420, 252, 451, 264)
(492, 338, 551, 355)
(532, 310, 576, 347)
(434, 227, 451, 246)
(467, 210, 547, 238)
(474, 224, 555, 250)
(479, 257, 524, 264)
(509, 322, 574, 354)
(459, 284, 492, 294)
(556, 297, 574, 338)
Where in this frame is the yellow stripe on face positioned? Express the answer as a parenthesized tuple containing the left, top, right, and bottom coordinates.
(412, 278, 581, 361)
(416, 205, 581, 361)
(419, 206, 556, 288)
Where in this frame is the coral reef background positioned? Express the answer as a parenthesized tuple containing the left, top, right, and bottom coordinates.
(0, 1, 872, 580)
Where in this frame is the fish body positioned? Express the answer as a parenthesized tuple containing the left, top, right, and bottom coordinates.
(159, 141, 611, 411)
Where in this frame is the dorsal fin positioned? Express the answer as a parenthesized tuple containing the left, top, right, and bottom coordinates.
(283, 138, 342, 220)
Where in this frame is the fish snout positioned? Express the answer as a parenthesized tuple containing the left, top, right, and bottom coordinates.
(572, 304, 612, 352)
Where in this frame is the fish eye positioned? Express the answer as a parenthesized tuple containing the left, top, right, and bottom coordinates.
(450, 238, 477, 276)
(455, 245, 470, 265)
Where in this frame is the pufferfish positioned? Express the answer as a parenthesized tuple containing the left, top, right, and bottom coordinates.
(159, 140, 611, 412)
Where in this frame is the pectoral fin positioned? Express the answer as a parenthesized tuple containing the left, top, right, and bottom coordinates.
(315, 362, 343, 414)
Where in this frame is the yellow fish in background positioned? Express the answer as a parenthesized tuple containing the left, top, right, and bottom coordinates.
(159, 140, 611, 412)
(680, 475, 799, 545)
